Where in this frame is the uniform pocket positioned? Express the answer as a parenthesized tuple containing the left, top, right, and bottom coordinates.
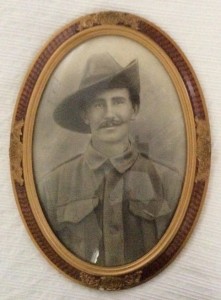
(56, 197, 99, 224)
(129, 197, 171, 221)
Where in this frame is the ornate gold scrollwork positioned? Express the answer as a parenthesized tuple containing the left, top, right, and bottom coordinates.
(80, 270, 142, 290)
(78, 11, 139, 31)
(10, 119, 24, 186)
(195, 118, 211, 182)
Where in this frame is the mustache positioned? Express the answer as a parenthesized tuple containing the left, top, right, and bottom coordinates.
(98, 119, 123, 129)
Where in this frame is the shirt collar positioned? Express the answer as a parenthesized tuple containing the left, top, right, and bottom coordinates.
(84, 141, 139, 174)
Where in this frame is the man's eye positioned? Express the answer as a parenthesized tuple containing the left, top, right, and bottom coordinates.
(114, 98, 125, 104)
(93, 102, 104, 108)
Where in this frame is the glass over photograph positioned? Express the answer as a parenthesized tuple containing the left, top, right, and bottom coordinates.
(33, 35, 186, 267)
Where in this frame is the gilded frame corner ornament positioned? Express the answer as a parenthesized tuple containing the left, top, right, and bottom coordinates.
(10, 11, 210, 290)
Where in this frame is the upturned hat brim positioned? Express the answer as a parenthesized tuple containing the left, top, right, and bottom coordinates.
(53, 59, 140, 133)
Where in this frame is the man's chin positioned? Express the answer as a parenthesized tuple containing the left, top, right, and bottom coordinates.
(99, 125, 120, 130)
(93, 135, 127, 144)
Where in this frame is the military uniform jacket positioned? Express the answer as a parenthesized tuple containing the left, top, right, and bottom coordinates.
(39, 143, 181, 267)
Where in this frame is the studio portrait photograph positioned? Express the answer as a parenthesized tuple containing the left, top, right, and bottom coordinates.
(33, 35, 186, 267)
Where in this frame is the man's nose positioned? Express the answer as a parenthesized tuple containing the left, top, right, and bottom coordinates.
(104, 103, 115, 118)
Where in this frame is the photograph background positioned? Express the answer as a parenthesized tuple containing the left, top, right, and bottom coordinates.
(33, 35, 186, 182)
(1, 1, 221, 299)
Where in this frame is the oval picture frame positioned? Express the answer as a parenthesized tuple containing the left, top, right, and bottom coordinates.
(10, 11, 210, 290)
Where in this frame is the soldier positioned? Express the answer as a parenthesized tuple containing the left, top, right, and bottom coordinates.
(39, 53, 181, 267)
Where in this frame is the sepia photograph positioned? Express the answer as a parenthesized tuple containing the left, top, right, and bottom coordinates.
(33, 35, 186, 267)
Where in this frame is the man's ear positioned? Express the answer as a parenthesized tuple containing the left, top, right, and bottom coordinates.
(131, 104, 139, 120)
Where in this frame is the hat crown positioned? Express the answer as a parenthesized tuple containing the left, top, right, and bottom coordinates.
(79, 53, 123, 89)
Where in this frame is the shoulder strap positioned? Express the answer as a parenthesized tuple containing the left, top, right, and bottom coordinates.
(145, 159, 164, 199)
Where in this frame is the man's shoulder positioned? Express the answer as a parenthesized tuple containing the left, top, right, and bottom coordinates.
(134, 152, 180, 178)
(41, 153, 85, 182)
(53, 153, 84, 171)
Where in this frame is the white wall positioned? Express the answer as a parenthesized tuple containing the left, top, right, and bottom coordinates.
(1, 1, 221, 299)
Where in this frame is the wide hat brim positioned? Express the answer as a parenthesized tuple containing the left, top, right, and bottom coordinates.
(53, 59, 140, 133)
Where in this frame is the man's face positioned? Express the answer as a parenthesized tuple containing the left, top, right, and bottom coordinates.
(82, 88, 138, 144)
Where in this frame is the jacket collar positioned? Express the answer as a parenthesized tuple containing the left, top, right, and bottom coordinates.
(84, 141, 139, 174)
